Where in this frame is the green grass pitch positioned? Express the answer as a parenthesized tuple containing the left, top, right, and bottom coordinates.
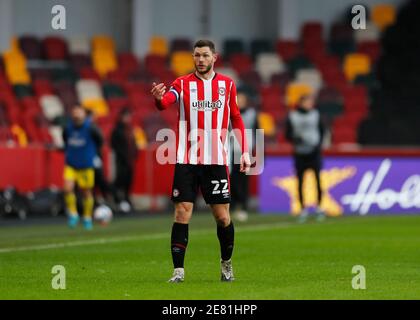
(1, 213, 420, 299)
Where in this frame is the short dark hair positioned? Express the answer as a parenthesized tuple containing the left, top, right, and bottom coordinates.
(193, 39, 216, 53)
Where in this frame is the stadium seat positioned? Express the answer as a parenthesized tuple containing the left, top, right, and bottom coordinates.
(319, 65, 347, 88)
(371, 4, 396, 31)
(69, 53, 92, 70)
(250, 39, 273, 60)
(33, 79, 54, 97)
(13, 84, 33, 98)
(51, 68, 78, 83)
(149, 36, 169, 56)
(332, 125, 357, 144)
(118, 53, 140, 74)
(318, 101, 344, 119)
(40, 95, 65, 121)
(230, 53, 253, 74)
(329, 23, 355, 57)
(3, 50, 31, 85)
(286, 55, 313, 77)
(92, 35, 115, 52)
(223, 39, 245, 60)
(19, 35, 42, 60)
(171, 38, 192, 53)
(270, 72, 291, 87)
(144, 54, 168, 76)
(102, 82, 126, 99)
(275, 40, 299, 62)
(54, 81, 78, 111)
(261, 89, 284, 113)
(354, 22, 380, 43)
(10, 124, 28, 146)
(357, 41, 381, 63)
(302, 39, 327, 64)
(68, 36, 91, 54)
(170, 51, 194, 76)
(92, 50, 118, 77)
(239, 70, 262, 91)
(133, 126, 148, 149)
(43, 36, 68, 61)
(79, 67, 101, 81)
(285, 82, 313, 108)
(76, 79, 103, 102)
(301, 21, 323, 41)
(258, 112, 276, 136)
(82, 98, 109, 117)
(255, 53, 286, 84)
(343, 53, 371, 82)
(353, 73, 379, 91)
(295, 69, 323, 94)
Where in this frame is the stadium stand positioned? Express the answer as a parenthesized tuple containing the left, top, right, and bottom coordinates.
(1, 1, 417, 151)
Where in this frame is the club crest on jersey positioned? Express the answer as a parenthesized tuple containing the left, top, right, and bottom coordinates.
(218, 88, 225, 96)
(192, 100, 223, 111)
(173, 189, 180, 197)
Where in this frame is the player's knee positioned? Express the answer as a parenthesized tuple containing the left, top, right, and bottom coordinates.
(174, 203, 192, 223)
(215, 215, 231, 227)
(81, 188, 93, 198)
(63, 182, 74, 194)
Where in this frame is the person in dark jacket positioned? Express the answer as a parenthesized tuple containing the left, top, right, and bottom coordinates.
(285, 94, 325, 223)
(111, 108, 137, 213)
(230, 90, 258, 222)
(63, 105, 103, 230)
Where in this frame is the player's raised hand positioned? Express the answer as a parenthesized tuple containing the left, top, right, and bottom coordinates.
(151, 82, 167, 101)
(240, 152, 251, 173)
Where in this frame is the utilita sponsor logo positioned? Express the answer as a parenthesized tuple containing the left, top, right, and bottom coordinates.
(192, 100, 223, 111)
(341, 159, 420, 214)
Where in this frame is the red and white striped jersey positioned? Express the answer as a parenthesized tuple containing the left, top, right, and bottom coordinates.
(156, 72, 248, 165)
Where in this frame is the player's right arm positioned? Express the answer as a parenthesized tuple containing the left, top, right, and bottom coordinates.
(151, 79, 180, 111)
(62, 124, 68, 149)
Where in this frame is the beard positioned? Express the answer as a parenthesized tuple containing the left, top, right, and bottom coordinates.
(195, 63, 213, 75)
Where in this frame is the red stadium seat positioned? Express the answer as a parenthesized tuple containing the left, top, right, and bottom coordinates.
(276, 40, 300, 61)
(19, 35, 42, 60)
(301, 22, 323, 41)
(170, 38, 192, 53)
(79, 67, 101, 81)
(33, 79, 54, 97)
(144, 54, 167, 76)
(69, 53, 92, 70)
(230, 53, 253, 73)
(332, 125, 358, 144)
(42, 36, 69, 61)
(118, 53, 140, 74)
(357, 41, 381, 63)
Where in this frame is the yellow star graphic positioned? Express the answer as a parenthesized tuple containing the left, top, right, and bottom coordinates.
(272, 166, 357, 216)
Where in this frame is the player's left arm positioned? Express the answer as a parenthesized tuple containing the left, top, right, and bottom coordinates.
(318, 113, 326, 149)
(229, 82, 251, 173)
(90, 124, 104, 150)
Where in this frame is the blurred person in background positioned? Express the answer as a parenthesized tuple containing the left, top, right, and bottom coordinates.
(230, 90, 258, 222)
(285, 94, 325, 223)
(86, 110, 114, 208)
(111, 107, 137, 213)
(62, 105, 103, 230)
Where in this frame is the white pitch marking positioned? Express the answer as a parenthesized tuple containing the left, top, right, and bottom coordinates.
(0, 222, 298, 254)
